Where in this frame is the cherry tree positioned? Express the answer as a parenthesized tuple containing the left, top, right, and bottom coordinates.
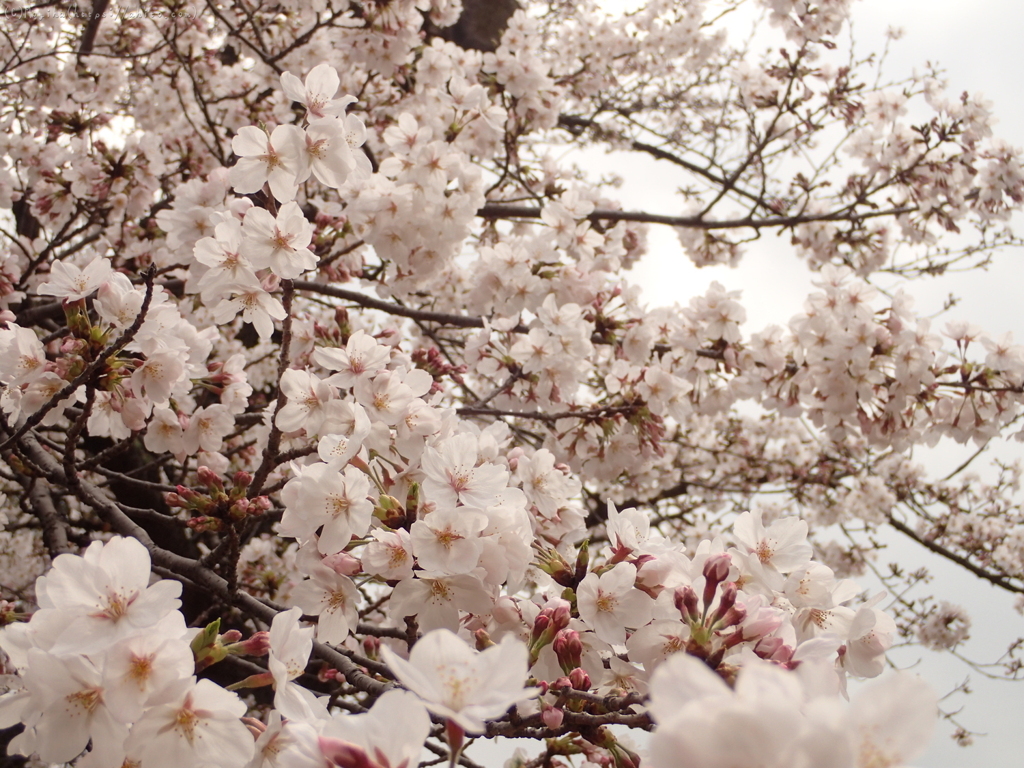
(0, 0, 1021, 766)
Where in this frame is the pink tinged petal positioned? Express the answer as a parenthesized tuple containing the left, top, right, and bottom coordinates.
(232, 126, 270, 156)
(267, 171, 299, 204)
(280, 71, 307, 104)
(229, 158, 271, 195)
(252, 307, 275, 341)
(379, 639, 448, 704)
(306, 63, 340, 102)
(34, 701, 92, 762)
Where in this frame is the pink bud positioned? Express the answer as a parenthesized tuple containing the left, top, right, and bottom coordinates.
(674, 585, 700, 623)
(542, 704, 564, 729)
(709, 582, 738, 626)
(702, 553, 732, 609)
(197, 466, 223, 490)
(568, 667, 591, 691)
(322, 552, 362, 576)
(530, 613, 550, 644)
(235, 630, 269, 656)
(474, 628, 495, 650)
(362, 636, 381, 658)
(552, 628, 583, 673)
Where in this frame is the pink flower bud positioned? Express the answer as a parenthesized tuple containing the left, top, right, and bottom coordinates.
(552, 628, 583, 674)
(362, 636, 381, 658)
(709, 582, 738, 626)
(674, 585, 701, 623)
(530, 614, 550, 644)
(568, 667, 591, 691)
(542, 704, 564, 729)
(322, 552, 362, 576)
(754, 636, 793, 664)
(702, 553, 732, 609)
(197, 465, 224, 491)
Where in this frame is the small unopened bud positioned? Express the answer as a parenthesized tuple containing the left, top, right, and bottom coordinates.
(225, 630, 269, 657)
(319, 665, 342, 683)
(541, 704, 564, 729)
(197, 466, 224, 491)
(552, 628, 583, 674)
(187, 516, 223, 533)
(568, 667, 590, 691)
(535, 547, 575, 588)
(702, 553, 732, 610)
(573, 540, 590, 585)
(709, 582, 739, 626)
(220, 629, 243, 644)
(753, 636, 793, 664)
(674, 586, 701, 623)
(362, 635, 381, 659)
(322, 552, 362, 576)
(716, 603, 747, 630)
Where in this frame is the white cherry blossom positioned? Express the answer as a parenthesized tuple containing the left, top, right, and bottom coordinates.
(380, 629, 538, 734)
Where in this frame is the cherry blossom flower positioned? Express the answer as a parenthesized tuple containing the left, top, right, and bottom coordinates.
(318, 690, 429, 768)
(576, 562, 655, 646)
(230, 125, 304, 202)
(36, 255, 113, 300)
(211, 275, 288, 341)
(10, 650, 128, 767)
(361, 528, 415, 581)
(421, 433, 510, 509)
(280, 462, 373, 555)
(733, 510, 813, 588)
(101, 612, 195, 722)
(280, 63, 355, 120)
(388, 573, 493, 633)
(410, 506, 488, 575)
(267, 607, 325, 721)
(33, 535, 182, 656)
(380, 629, 538, 734)
(242, 202, 316, 279)
(291, 565, 360, 644)
(353, 368, 433, 426)
(315, 330, 392, 389)
(125, 677, 254, 768)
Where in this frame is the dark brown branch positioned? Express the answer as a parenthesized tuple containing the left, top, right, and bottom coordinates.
(26, 481, 74, 556)
(249, 280, 294, 497)
(477, 203, 916, 231)
(887, 514, 1024, 594)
